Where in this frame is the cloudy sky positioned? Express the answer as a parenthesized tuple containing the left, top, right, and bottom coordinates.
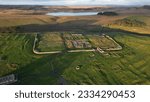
(0, 0, 149, 5)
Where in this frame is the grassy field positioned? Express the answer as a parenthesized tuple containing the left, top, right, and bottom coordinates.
(0, 32, 150, 85)
(37, 32, 65, 52)
(87, 35, 119, 49)
(62, 32, 150, 84)
(0, 33, 38, 76)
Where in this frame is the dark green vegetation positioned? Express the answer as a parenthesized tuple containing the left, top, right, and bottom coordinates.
(0, 32, 150, 85)
(0, 34, 36, 76)
(97, 12, 118, 16)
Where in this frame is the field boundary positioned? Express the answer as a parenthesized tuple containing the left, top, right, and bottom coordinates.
(33, 34, 63, 54)
(33, 33, 96, 55)
(33, 33, 122, 55)
(105, 35, 123, 51)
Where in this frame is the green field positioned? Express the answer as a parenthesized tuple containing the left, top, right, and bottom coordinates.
(0, 32, 150, 85)
(0, 33, 37, 76)
(36, 32, 65, 52)
(62, 33, 150, 84)
(87, 35, 119, 49)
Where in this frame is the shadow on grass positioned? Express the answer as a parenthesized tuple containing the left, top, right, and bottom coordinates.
(0, 19, 150, 36)
(12, 52, 80, 85)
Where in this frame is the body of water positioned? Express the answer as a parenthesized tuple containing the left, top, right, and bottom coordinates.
(46, 12, 98, 16)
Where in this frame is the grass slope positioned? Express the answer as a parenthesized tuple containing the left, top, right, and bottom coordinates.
(109, 16, 150, 34)
(0, 32, 149, 85)
(0, 15, 56, 27)
(0, 33, 38, 76)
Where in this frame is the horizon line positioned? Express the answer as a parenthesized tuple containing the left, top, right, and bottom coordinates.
(0, 4, 147, 7)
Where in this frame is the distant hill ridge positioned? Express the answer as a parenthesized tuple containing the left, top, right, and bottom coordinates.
(112, 18, 147, 27)
(142, 5, 150, 9)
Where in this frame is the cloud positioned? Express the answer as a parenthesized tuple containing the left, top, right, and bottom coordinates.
(0, 0, 149, 5)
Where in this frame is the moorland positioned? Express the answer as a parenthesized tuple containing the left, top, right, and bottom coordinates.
(0, 5, 150, 85)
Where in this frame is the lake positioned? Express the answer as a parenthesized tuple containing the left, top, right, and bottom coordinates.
(46, 12, 98, 16)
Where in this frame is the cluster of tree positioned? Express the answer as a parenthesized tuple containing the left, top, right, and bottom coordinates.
(113, 18, 146, 27)
(97, 11, 118, 16)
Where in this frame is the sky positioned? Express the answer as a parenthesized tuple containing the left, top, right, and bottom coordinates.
(0, 0, 149, 5)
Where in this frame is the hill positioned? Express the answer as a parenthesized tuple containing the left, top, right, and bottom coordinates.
(113, 18, 146, 27)
(108, 16, 150, 34)
(142, 5, 150, 9)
